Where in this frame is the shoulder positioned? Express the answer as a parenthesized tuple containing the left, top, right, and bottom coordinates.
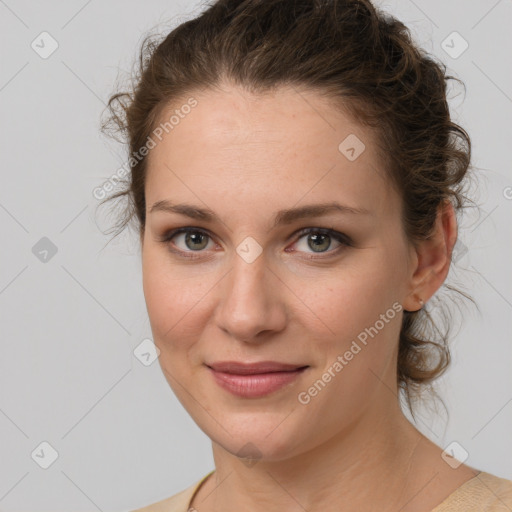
(432, 471, 512, 511)
(128, 471, 214, 512)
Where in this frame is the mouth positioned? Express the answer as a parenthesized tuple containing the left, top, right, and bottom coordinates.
(205, 361, 310, 398)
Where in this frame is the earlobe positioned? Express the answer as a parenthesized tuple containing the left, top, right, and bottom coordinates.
(403, 200, 458, 312)
(402, 294, 425, 313)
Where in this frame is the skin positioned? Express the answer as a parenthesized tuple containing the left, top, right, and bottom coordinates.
(140, 82, 477, 512)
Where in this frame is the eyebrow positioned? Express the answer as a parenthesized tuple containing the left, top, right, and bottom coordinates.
(149, 200, 372, 228)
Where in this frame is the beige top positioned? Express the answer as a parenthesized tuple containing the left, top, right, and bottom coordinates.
(131, 470, 512, 511)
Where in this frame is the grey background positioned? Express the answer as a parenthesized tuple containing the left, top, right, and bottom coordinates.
(0, 0, 511, 510)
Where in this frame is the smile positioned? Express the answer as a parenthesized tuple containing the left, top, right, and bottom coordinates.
(207, 365, 309, 398)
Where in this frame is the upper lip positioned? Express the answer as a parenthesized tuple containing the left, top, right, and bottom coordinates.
(207, 361, 309, 375)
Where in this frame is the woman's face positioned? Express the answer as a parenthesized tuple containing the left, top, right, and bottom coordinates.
(141, 83, 418, 461)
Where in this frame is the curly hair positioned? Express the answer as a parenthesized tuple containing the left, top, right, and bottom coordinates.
(98, 0, 477, 416)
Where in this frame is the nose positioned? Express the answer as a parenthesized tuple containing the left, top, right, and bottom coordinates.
(213, 250, 287, 343)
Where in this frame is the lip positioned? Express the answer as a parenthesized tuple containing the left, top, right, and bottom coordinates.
(206, 361, 309, 398)
(207, 360, 308, 374)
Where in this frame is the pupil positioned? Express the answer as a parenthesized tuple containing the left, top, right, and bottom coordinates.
(186, 232, 207, 250)
(309, 233, 330, 252)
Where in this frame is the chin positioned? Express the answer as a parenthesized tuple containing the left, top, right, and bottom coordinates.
(207, 417, 308, 463)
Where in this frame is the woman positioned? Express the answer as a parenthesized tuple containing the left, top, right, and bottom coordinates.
(100, 0, 512, 510)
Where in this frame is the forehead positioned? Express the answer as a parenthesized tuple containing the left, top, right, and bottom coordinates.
(153, 83, 377, 155)
(145, 83, 397, 220)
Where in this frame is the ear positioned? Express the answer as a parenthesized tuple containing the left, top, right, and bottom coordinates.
(402, 200, 458, 312)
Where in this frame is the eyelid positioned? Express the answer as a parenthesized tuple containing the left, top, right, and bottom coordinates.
(159, 227, 218, 258)
(158, 226, 352, 258)
(293, 227, 352, 246)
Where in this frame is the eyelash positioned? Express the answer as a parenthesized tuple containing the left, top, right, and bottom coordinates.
(158, 227, 353, 260)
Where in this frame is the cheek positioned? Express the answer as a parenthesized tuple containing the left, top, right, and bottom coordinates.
(142, 267, 201, 396)
(142, 252, 208, 348)
(315, 260, 400, 336)
(308, 255, 404, 385)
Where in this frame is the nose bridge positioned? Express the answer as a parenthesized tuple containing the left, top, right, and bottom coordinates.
(215, 245, 285, 341)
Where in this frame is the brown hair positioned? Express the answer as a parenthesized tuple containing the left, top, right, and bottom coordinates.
(99, 0, 477, 416)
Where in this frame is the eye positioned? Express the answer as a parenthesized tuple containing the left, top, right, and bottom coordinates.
(288, 227, 352, 258)
(160, 228, 216, 258)
(158, 226, 352, 259)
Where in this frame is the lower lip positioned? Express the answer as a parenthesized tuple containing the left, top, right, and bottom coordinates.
(208, 367, 308, 398)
